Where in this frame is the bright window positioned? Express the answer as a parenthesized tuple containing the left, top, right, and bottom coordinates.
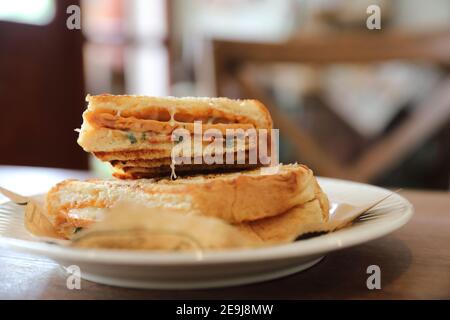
(0, 0, 55, 25)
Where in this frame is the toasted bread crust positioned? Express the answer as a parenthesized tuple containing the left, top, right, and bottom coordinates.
(86, 94, 273, 129)
(46, 164, 329, 238)
(236, 199, 327, 243)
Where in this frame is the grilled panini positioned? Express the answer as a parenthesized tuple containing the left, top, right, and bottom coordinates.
(77, 94, 273, 179)
(45, 164, 329, 240)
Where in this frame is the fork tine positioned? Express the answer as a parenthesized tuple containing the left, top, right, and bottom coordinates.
(359, 211, 389, 219)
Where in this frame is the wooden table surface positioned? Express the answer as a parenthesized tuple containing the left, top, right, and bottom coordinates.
(0, 166, 449, 299)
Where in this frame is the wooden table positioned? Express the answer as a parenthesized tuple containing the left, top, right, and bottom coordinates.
(0, 166, 449, 299)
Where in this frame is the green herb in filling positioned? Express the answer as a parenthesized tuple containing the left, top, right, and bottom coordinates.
(127, 132, 137, 144)
(74, 227, 83, 234)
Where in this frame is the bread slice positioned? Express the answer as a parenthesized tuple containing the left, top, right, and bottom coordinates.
(71, 202, 259, 250)
(71, 198, 328, 250)
(46, 164, 328, 239)
(77, 94, 273, 179)
(108, 149, 260, 179)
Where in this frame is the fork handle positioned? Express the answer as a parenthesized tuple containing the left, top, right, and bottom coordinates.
(0, 186, 29, 205)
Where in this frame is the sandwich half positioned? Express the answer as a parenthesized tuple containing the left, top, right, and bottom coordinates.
(77, 94, 273, 179)
(45, 164, 329, 243)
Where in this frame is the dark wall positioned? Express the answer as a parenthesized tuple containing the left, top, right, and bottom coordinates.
(0, 0, 88, 169)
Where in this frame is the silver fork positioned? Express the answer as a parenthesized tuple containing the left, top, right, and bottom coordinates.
(300, 189, 402, 235)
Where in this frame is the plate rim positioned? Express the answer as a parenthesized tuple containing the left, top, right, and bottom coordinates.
(0, 177, 414, 265)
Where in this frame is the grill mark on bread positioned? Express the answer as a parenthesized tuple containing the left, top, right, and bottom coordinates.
(112, 163, 259, 179)
(85, 111, 257, 134)
(94, 149, 169, 160)
(86, 94, 272, 128)
(109, 150, 258, 167)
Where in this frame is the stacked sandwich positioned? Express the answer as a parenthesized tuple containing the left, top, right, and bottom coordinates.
(45, 94, 329, 250)
(77, 95, 273, 179)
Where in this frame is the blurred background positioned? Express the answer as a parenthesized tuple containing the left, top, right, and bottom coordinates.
(0, 0, 449, 190)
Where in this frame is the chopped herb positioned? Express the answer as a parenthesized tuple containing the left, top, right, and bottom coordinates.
(74, 227, 83, 233)
(127, 132, 137, 144)
(141, 132, 147, 141)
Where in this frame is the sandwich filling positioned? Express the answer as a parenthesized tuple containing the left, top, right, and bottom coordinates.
(77, 95, 274, 178)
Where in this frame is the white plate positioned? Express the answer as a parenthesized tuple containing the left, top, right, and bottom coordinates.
(0, 178, 413, 289)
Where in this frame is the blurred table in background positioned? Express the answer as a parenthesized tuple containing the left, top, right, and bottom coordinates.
(0, 166, 449, 299)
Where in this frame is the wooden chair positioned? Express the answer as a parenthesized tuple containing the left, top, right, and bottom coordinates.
(210, 32, 450, 183)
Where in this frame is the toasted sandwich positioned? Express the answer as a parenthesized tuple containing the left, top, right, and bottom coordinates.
(45, 164, 329, 242)
(77, 94, 273, 179)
